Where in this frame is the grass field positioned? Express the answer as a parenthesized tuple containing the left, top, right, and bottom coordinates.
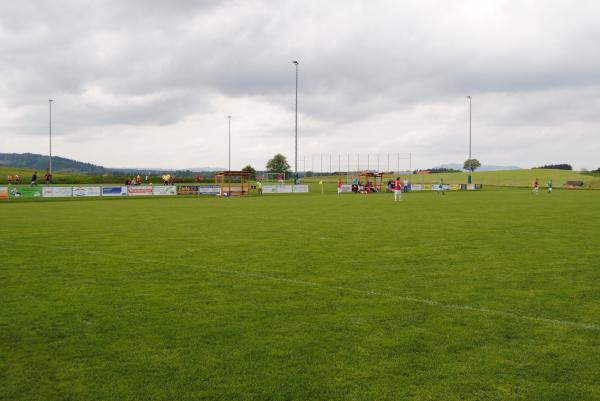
(304, 169, 600, 189)
(1, 189, 599, 400)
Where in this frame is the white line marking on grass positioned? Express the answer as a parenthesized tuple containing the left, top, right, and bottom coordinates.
(3, 239, 599, 332)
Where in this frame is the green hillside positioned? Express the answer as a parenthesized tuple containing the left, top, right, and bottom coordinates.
(0, 153, 105, 173)
(303, 169, 600, 189)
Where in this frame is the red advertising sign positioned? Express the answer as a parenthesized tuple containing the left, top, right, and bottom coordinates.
(127, 186, 153, 196)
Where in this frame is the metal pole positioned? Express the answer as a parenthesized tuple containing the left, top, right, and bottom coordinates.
(293, 61, 299, 184)
(397, 153, 400, 175)
(320, 153, 323, 174)
(228, 115, 231, 171)
(329, 153, 331, 174)
(409, 152, 412, 172)
(338, 154, 341, 173)
(367, 154, 370, 171)
(49, 99, 53, 182)
(387, 153, 390, 172)
(377, 154, 380, 172)
(467, 96, 472, 184)
(347, 153, 349, 184)
(357, 154, 360, 172)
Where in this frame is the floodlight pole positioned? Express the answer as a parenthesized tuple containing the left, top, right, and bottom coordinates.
(48, 99, 53, 182)
(228, 115, 232, 172)
(293, 60, 299, 184)
(467, 96, 472, 184)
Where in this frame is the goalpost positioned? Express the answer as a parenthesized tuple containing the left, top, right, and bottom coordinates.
(261, 172, 287, 183)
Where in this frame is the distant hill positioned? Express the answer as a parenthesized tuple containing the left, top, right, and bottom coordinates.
(435, 163, 522, 172)
(0, 153, 106, 174)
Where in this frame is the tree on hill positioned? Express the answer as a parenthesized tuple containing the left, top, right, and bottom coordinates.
(463, 159, 481, 172)
(266, 154, 290, 173)
(535, 164, 572, 170)
(241, 165, 257, 179)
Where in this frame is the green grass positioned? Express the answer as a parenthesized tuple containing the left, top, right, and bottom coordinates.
(1, 189, 599, 400)
(303, 169, 600, 189)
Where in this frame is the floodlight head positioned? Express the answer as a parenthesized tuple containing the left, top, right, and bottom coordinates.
(292, 60, 299, 64)
(466, 95, 471, 99)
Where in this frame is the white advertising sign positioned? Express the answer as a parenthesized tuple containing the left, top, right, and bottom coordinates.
(198, 185, 220, 195)
(292, 185, 309, 193)
(73, 186, 101, 197)
(42, 186, 73, 198)
(263, 185, 292, 193)
(411, 184, 422, 191)
(340, 184, 353, 193)
(127, 186, 153, 196)
(262, 185, 308, 194)
(467, 184, 476, 190)
(153, 186, 177, 196)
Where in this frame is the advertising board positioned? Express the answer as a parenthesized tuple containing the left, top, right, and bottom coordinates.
(262, 185, 309, 194)
(177, 185, 200, 195)
(410, 184, 422, 191)
(467, 184, 476, 190)
(127, 186, 153, 196)
(292, 185, 309, 193)
(197, 185, 220, 195)
(340, 184, 353, 193)
(263, 185, 292, 193)
(0, 187, 8, 200)
(431, 184, 450, 191)
(102, 186, 128, 196)
(73, 186, 102, 197)
(9, 186, 42, 199)
(153, 186, 177, 196)
(42, 186, 73, 198)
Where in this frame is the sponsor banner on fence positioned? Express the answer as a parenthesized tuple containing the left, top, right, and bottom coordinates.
(263, 184, 310, 194)
(467, 184, 476, 190)
(102, 186, 128, 196)
(263, 185, 292, 193)
(127, 186, 153, 196)
(410, 184, 422, 191)
(177, 185, 200, 195)
(153, 186, 177, 196)
(431, 184, 450, 191)
(8, 186, 42, 199)
(0, 187, 8, 200)
(198, 185, 220, 195)
(340, 184, 353, 193)
(73, 186, 101, 197)
(293, 185, 309, 193)
(42, 186, 73, 198)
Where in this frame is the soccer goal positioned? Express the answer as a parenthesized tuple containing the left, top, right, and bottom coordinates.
(261, 172, 287, 183)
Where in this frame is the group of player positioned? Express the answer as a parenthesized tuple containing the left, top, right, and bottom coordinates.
(336, 176, 404, 201)
(6, 171, 52, 186)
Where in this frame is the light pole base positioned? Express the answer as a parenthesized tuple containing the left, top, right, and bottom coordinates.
(468, 174, 472, 184)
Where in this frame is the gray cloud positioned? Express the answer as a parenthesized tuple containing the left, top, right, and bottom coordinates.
(1, 0, 599, 169)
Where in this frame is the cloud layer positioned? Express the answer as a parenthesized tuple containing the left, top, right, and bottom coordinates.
(1, 0, 599, 170)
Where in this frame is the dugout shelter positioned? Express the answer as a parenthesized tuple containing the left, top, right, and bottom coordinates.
(358, 172, 384, 192)
(214, 171, 251, 196)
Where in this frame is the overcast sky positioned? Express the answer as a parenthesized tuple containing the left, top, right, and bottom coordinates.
(1, 0, 599, 170)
